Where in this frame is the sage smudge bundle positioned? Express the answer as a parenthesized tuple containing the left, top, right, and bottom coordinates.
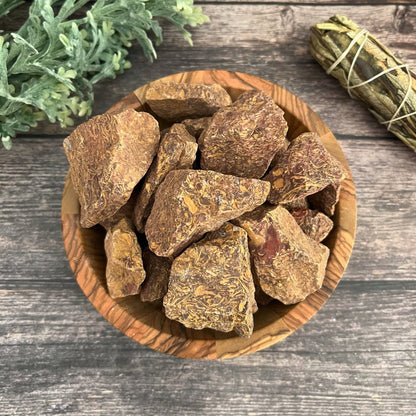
(310, 15, 416, 151)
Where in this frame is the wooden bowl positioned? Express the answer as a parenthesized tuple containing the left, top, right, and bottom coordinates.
(61, 70, 357, 359)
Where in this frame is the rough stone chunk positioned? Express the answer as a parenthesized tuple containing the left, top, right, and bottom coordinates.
(200, 90, 288, 178)
(163, 223, 256, 337)
(181, 117, 211, 138)
(104, 218, 146, 299)
(145, 169, 270, 257)
(269, 138, 290, 170)
(253, 275, 275, 306)
(279, 197, 309, 211)
(290, 209, 334, 242)
(100, 188, 138, 230)
(308, 183, 341, 217)
(145, 80, 232, 121)
(63, 109, 159, 228)
(233, 205, 330, 305)
(134, 124, 198, 232)
(140, 248, 172, 303)
(264, 132, 347, 204)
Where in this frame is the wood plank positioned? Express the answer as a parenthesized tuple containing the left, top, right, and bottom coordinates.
(1, 137, 414, 285)
(2, 5, 416, 138)
(1, 284, 415, 415)
(1, 282, 415, 352)
(1, 351, 414, 415)
(341, 137, 416, 281)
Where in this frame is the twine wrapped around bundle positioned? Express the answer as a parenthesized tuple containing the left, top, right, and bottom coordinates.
(310, 14, 416, 151)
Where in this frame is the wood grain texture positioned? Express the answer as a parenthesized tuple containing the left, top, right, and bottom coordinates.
(61, 70, 357, 359)
(1, 284, 415, 415)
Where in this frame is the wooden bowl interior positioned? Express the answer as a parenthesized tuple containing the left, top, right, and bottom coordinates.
(62, 70, 356, 358)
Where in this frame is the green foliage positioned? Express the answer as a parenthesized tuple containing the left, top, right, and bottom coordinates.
(0, 0, 25, 18)
(0, 0, 209, 148)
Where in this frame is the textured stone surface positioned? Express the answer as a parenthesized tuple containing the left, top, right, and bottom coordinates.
(290, 209, 334, 243)
(181, 117, 211, 138)
(134, 124, 198, 232)
(145, 169, 270, 257)
(200, 90, 288, 178)
(104, 218, 146, 299)
(163, 223, 256, 337)
(233, 205, 330, 305)
(100, 188, 138, 230)
(63, 109, 159, 228)
(308, 182, 342, 217)
(145, 80, 232, 121)
(140, 248, 172, 303)
(253, 274, 275, 306)
(264, 132, 347, 204)
(269, 137, 290, 170)
(280, 197, 309, 211)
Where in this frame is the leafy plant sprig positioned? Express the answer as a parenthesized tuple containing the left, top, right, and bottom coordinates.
(0, 0, 209, 149)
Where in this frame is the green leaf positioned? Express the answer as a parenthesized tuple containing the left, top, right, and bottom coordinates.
(1, 135, 12, 150)
(0, 0, 209, 148)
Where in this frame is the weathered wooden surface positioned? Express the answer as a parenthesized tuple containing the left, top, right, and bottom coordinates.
(1, 1, 416, 414)
(19, 4, 416, 139)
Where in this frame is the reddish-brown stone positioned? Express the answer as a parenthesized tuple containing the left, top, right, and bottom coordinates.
(290, 209, 334, 242)
(269, 138, 290, 170)
(264, 132, 347, 204)
(63, 109, 159, 228)
(145, 169, 270, 257)
(308, 182, 342, 217)
(199, 90, 288, 178)
(253, 274, 275, 306)
(145, 80, 232, 121)
(139, 248, 172, 303)
(100, 188, 138, 230)
(163, 223, 256, 337)
(134, 124, 198, 232)
(104, 218, 146, 299)
(181, 117, 211, 138)
(279, 197, 309, 212)
(233, 205, 330, 305)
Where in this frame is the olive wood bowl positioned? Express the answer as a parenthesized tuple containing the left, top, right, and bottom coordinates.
(61, 70, 357, 359)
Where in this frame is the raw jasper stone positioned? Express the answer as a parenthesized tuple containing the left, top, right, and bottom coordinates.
(134, 124, 198, 232)
(63, 109, 159, 228)
(104, 218, 146, 299)
(264, 132, 347, 204)
(181, 117, 211, 138)
(233, 205, 330, 305)
(140, 248, 172, 303)
(253, 274, 275, 306)
(100, 187, 138, 230)
(145, 80, 232, 121)
(145, 169, 270, 257)
(290, 209, 334, 242)
(308, 183, 341, 217)
(279, 197, 309, 211)
(163, 223, 256, 337)
(269, 138, 290, 170)
(199, 90, 288, 178)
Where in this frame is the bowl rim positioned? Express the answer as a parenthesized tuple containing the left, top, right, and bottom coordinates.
(61, 69, 357, 359)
